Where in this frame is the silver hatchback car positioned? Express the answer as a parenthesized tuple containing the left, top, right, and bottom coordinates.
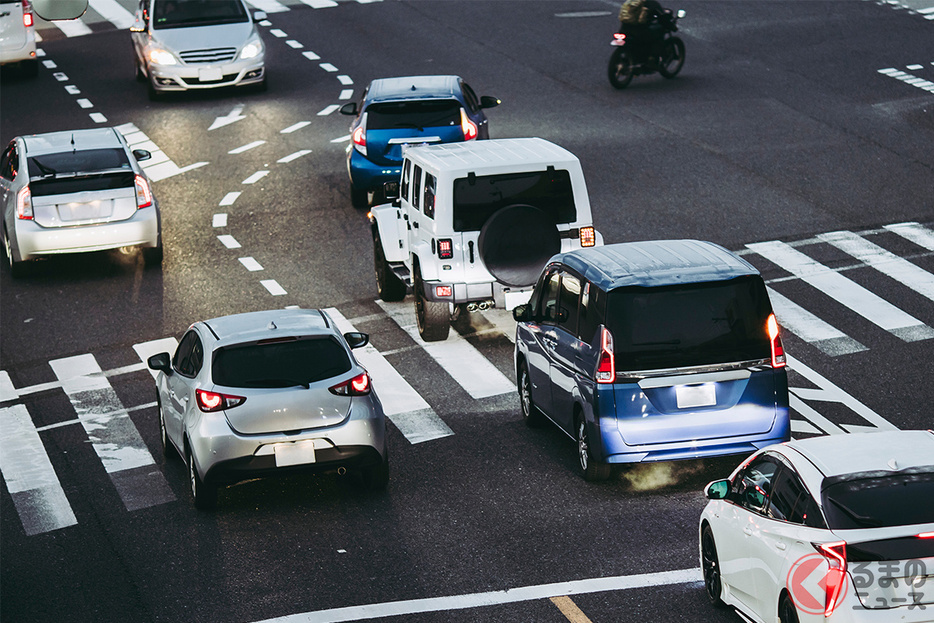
(0, 127, 162, 277)
(147, 309, 389, 509)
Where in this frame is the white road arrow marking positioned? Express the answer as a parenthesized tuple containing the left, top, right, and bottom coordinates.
(209, 105, 246, 131)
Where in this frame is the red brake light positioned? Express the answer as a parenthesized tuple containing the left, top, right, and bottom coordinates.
(23, 0, 33, 27)
(329, 372, 371, 396)
(435, 285, 452, 297)
(460, 109, 478, 141)
(352, 113, 368, 156)
(813, 541, 847, 617)
(196, 389, 246, 412)
(134, 174, 153, 209)
(579, 226, 596, 247)
(919, 532, 934, 539)
(595, 327, 615, 384)
(767, 313, 786, 368)
(437, 238, 453, 259)
(16, 186, 33, 220)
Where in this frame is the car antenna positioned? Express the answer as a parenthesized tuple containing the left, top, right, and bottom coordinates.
(71, 133, 76, 153)
(267, 321, 277, 330)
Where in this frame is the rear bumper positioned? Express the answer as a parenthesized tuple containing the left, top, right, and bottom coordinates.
(12, 205, 160, 261)
(347, 148, 402, 192)
(419, 277, 533, 310)
(0, 33, 36, 65)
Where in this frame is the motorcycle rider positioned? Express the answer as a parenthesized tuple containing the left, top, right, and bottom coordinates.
(617, 0, 667, 62)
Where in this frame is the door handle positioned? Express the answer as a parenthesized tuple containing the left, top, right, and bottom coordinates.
(743, 527, 753, 536)
(775, 542, 786, 551)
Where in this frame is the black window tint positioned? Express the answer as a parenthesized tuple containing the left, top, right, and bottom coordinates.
(559, 273, 581, 336)
(0, 145, 15, 181)
(27, 148, 135, 197)
(606, 276, 772, 371)
(821, 468, 934, 530)
(412, 165, 422, 211)
(578, 282, 606, 344)
(732, 458, 780, 515)
(212, 337, 352, 389)
(364, 100, 461, 131)
(452, 169, 576, 232)
(540, 272, 561, 322)
(768, 468, 826, 527)
(173, 331, 201, 378)
(423, 173, 436, 219)
(153, 0, 248, 29)
(400, 159, 411, 202)
(461, 83, 480, 113)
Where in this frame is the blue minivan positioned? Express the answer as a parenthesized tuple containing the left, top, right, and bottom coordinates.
(513, 240, 790, 481)
(339, 75, 499, 208)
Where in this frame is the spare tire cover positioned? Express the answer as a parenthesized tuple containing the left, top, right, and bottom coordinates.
(478, 204, 561, 287)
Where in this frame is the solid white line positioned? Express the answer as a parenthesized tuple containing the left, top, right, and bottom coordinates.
(278, 150, 312, 163)
(790, 419, 822, 435)
(747, 240, 934, 342)
(281, 121, 311, 134)
(819, 230, 934, 302)
(766, 287, 866, 356)
(885, 222, 934, 251)
(89, 0, 136, 29)
(325, 308, 453, 444)
(376, 300, 515, 399)
(0, 404, 78, 536)
(220, 191, 242, 206)
(243, 170, 270, 184)
(261, 280, 287, 295)
(213, 214, 228, 227)
(218, 235, 241, 249)
(255, 568, 701, 623)
(239, 257, 264, 272)
(132, 338, 179, 380)
(229, 140, 266, 154)
(320, 63, 338, 72)
(303, 51, 321, 61)
(317, 104, 339, 116)
(789, 394, 845, 435)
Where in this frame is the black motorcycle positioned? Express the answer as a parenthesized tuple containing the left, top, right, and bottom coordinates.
(607, 8, 685, 89)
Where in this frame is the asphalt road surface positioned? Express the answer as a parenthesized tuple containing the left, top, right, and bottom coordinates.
(2, 1, 933, 622)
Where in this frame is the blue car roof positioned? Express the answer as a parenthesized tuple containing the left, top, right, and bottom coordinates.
(555, 240, 760, 290)
(365, 75, 463, 103)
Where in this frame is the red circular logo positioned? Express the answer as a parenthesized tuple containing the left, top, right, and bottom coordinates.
(785, 553, 849, 616)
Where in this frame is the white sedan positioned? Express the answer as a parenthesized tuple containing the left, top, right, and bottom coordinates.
(699, 430, 934, 623)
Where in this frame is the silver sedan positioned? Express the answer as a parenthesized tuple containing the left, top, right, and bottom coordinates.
(148, 308, 389, 510)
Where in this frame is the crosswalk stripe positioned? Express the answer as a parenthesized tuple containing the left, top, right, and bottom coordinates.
(245, 0, 291, 12)
(767, 287, 867, 356)
(819, 230, 934, 302)
(88, 0, 135, 29)
(324, 308, 454, 444)
(885, 222, 934, 251)
(0, 404, 78, 536)
(747, 240, 934, 342)
(132, 338, 180, 380)
(53, 17, 93, 37)
(299, 0, 338, 6)
(375, 300, 516, 400)
(49, 354, 175, 511)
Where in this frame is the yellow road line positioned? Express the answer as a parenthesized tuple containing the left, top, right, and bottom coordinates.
(550, 596, 595, 623)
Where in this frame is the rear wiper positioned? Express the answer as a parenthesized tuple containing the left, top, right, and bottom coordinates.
(30, 158, 58, 179)
(828, 497, 882, 528)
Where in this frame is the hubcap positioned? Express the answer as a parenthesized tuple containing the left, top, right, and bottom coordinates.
(578, 423, 589, 470)
(520, 371, 531, 417)
(189, 454, 197, 497)
(702, 532, 720, 599)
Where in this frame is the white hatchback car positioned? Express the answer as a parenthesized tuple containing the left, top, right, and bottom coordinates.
(0, 127, 162, 277)
(130, 0, 266, 100)
(0, 0, 38, 77)
(699, 430, 934, 623)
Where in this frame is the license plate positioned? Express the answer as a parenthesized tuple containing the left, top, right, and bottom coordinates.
(199, 67, 224, 82)
(273, 440, 315, 467)
(60, 200, 109, 222)
(676, 383, 717, 409)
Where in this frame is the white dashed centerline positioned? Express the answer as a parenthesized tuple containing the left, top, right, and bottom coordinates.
(218, 235, 241, 249)
(261, 280, 287, 295)
(278, 150, 312, 163)
(213, 214, 228, 228)
(239, 257, 264, 271)
(219, 191, 242, 206)
(229, 140, 266, 154)
(281, 121, 311, 134)
(242, 171, 270, 184)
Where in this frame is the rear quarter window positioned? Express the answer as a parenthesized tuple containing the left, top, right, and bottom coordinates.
(821, 468, 934, 530)
(212, 337, 352, 389)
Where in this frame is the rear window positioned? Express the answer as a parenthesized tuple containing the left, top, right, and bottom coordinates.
(212, 337, 352, 389)
(365, 100, 461, 131)
(821, 468, 934, 530)
(27, 148, 134, 197)
(153, 0, 248, 29)
(453, 169, 576, 232)
(606, 275, 772, 371)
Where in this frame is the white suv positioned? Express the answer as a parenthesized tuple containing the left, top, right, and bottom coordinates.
(0, 0, 37, 77)
(369, 137, 603, 341)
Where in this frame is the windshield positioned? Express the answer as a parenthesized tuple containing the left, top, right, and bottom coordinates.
(365, 100, 461, 131)
(212, 337, 352, 389)
(606, 276, 772, 371)
(453, 169, 576, 232)
(821, 468, 934, 530)
(152, 0, 248, 29)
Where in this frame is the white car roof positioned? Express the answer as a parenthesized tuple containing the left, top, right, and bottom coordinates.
(22, 128, 123, 156)
(781, 430, 934, 479)
(404, 138, 581, 177)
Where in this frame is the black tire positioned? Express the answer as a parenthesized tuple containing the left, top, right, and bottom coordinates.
(187, 446, 217, 510)
(658, 37, 686, 79)
(477, 204, 561, 287)
(414, 263, 450, 342)
(21, 59, 39, 78)
(519, 364, 545, 427)
(147, 78, 164, 102)
(608, 47, 635, 89)
(701, 524, 726, 608)
(2, 228, 27, 278)
(778, 594, 800, 623)
(373, 231, 405, 302)
(350, 183, 368, 209)
(134, 56, 146, 83)
(577, 418, 610, 481)
(361, 447, 389, 491)
(143, 245, 163, 268)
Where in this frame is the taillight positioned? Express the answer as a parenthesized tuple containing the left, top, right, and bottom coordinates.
(16, 186, 33, 220)
(595, 327, 615, 384)
(196, 389, 246, 412)
(437, 238, 453, 259)
(813, 541, 847, 617)
(579, 226, 596, 247)
(22, 0, 33, 27)
(919, 532, 934, 539)
(351, 113, 367, 156)
(435, 285, 452, 297)
(767, 313, 786, 368)
(329, 372, 371, 396)
(460, 108, 478, 141)
(134, 174, 153, 209)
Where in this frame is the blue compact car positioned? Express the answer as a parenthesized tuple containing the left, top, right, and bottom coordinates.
(513, 240, 791, 481)
(339, 75, 499, 208)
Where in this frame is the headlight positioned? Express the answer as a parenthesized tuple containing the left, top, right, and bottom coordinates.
(240, 41, 263, 60)
(149, 48, 177, 65)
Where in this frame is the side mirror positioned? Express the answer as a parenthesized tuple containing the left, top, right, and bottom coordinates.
(147, 352, 171, 373)
(32, 0, 87, 20)
(344, 332, 369, 349)
(253, 10, 267, 21)
(132, 149, 152, 162)
(513, 304, 531, 322)
(130, 15, 147, 33)
(339, 102, 358, 116)
(704, 479, 730, 500)
(480, 95, 501, 109)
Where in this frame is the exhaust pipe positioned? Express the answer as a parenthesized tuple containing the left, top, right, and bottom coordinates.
(466, 302, 478, 312)
(337, 466, 347, 476)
